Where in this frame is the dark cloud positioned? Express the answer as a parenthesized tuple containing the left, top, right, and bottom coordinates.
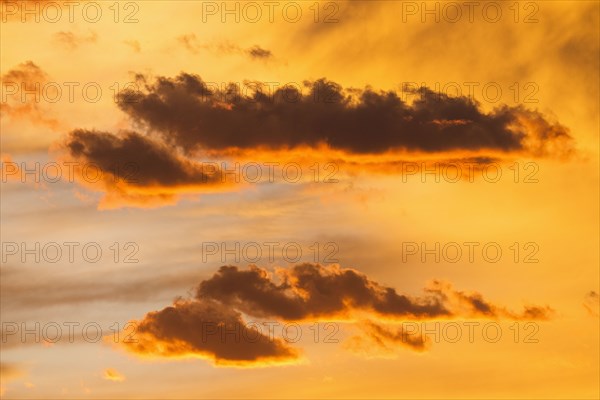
(177, 35, 273, 60)
(247, 46, 272, 60)
(64, 129, 222, 187)
(59, 129, 233, 208)
(57, 72, 573, 208)
(584, 291, 599, 317)
(123, 263, 552, 365)
(115, 73, 572, 156)
(177, 34, 203, 54)
(58, 124, 507, 207)
(425, 280, 553, 320)
(124, 298, 299, 366)
(197, 264, 551, 321)
(350, 320, 431, 352)
(53, 31, 97, 50)
(198, 264, 450, 320)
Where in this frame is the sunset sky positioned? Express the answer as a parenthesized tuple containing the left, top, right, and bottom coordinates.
(1, 1, 599, 398)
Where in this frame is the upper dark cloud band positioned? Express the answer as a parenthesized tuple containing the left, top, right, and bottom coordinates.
(116, 73, 572, 156)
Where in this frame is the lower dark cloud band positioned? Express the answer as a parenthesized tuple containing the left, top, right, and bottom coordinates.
(121, 263, 553, 365)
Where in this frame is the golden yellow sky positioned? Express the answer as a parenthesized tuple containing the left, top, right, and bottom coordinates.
(1, 1, 599, 398)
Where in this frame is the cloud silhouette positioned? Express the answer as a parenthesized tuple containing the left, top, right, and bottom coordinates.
(120, 263, 553, 365)
(60, 129, 232, 208)
(122, 298, 300, 366)
(115, 73, 573, 156)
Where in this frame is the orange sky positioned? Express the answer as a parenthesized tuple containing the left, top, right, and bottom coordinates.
(1, 1, 599, 398)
